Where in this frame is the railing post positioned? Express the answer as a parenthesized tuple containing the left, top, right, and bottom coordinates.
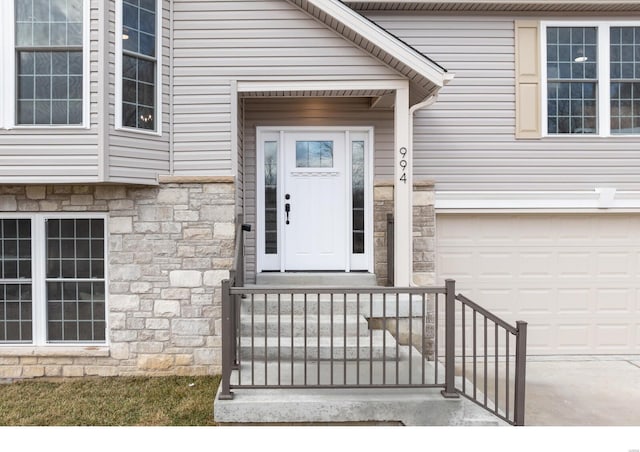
(219, 279, 234, 400)
(441, 279, 459, 398)
(514, 321, 528, 426)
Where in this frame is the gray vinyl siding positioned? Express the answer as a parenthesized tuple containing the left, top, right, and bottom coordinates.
(0, 0, 101, 183)
(171, 0, 402, 176)
(243, 97, 394, 282)
(106, 0, 171, 184)
(366, 13, 640, 192)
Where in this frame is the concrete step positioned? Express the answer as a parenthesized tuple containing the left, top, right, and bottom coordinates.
(255, 272, 378, 287)
(241, 296, 364, 315)
(238, 292, 433, 317)
(230, 344, 436, 387)
(240, 314, 370, 337)
(239, 330, 401, 360)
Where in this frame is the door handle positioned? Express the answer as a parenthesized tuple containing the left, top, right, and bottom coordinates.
(285, 203, 291, 224)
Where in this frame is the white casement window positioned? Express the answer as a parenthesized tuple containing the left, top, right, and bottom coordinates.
(0, 0, 90, 128)
(0, 215, 107, 346)
(542, 21, 640, 136)
(115, 0, 162, 134)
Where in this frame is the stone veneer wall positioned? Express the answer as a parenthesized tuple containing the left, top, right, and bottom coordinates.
(373, 180, 435, 287)
(0, 180, 234, 379)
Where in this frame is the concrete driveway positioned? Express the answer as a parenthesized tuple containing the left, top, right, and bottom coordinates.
(524, 358, 640, 426)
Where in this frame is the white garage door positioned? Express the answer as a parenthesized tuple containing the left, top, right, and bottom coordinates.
(436, 213, 640, 355)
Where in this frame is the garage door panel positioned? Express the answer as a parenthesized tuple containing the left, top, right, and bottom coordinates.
(595, 324, 632, 349)
(595, 288, 631, 313)
(437, 213, 640, 355)
(596, 253, 634, 277)
(556, 325, 591, 351)
(557, 288, 592, 314)
(557, 251, 593, 278)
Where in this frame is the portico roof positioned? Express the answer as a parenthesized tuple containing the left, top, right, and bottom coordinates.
(287, 0, 453, 104)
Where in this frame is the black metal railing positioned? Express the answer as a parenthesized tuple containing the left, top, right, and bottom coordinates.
(387, 213, 394, 286)
(219, 217, 528, 425)
(452, 293, 528, 426)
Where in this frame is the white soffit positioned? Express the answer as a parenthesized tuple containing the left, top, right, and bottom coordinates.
(287, 0, 452, 103)
(345, 0, 640, 12)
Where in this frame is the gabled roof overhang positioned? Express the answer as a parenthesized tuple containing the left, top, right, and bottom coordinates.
(286, 0, 453, 105)
(344, 0, 640, 12)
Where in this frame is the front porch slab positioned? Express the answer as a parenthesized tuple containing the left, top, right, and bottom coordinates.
(213, 386, 506, 426)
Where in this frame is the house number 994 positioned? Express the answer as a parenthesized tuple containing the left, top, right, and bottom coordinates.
(399, 147, 408, 183)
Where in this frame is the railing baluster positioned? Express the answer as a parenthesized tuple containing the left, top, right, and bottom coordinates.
(304, 293, 308, 386)
(495, 322, 499, 414)
(506, 328, 510, 422)
(344, 292, 347, 385)
(382, 293, 386, 385)
(330, 293, 334, 386)
(473, 310, 477, 400)
(462, 302, 466, 395)
(317, 293, 321, 386)
(395, 291, 399, 385)
(278, 293, 281, 386)
(369, 292, 373, 385)
(356, 292, 360, 386)
(264, 294, 266, 385)
(422, 292, 426, 385)
(434, 293, 438, 384)
(409, 290, 413, 385)
(484, 317, 488, 407)
(291, 293, 294, 386)
(251, 294, 258, 385)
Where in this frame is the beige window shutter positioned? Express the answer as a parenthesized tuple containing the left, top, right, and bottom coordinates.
(515, 20, 541, 139)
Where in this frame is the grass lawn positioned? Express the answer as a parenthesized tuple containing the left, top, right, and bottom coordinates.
(0, 375, 221, 426)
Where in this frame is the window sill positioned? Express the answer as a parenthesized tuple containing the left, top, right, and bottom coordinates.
(0, 346, 110, 357)
(115, 125, 162, 137)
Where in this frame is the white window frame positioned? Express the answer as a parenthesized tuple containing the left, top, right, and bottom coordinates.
(115, 0, 163, 136)
(0, 0, 91, 129)
(541, 21, 640, 137)
(0, 213, 109, 348)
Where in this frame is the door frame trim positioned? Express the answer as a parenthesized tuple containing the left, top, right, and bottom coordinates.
(256, 126, 375, 273)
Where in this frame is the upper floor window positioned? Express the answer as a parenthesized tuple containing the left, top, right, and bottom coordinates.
(117, 0, 160, 133)
(543, 22, 640, 136)
(15, 0, 85, 125)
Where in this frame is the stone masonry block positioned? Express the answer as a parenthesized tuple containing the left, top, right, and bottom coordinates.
(138, 355, 174, 371)
(203, 270, 228, 288)
(154, 300, 181, 317)
(110, 343, 130, 360)
(169, 270, 202, 287)
(213, 223, 235, 239)
(171, 319, 211, 336)
(157, 189, 189, 204)
(160, 288, 190, 300)
(109, 217, 133, 234)
(194, 348, 218, 365)
(110, 294, 140, 311)
(183, 228, 212, 240)
(138, 206, 173, 222)
(0, 196, 17, 211)
(95, 185, 127, 200)
(200, 205, 234, 222)
(25, 186, 46, 200)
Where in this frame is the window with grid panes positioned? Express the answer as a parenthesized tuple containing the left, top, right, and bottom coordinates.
(544, 23, 640, 136)
(15, 0, 84, 125)
(0, 216, 106, 346)
(121, 0, 157, 131)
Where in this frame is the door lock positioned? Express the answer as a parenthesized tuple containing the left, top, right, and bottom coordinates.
(285, 202, 291, 225)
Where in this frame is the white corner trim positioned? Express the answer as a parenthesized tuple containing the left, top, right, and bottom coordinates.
(435, 190, 640, 210)
(298, 0, 448, 87)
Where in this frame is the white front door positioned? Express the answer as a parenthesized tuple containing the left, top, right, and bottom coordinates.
(257, 128, 373, 273)
(283, 132, 347, 270)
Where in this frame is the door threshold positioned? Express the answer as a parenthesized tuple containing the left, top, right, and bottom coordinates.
(255, 272, 378, 287)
